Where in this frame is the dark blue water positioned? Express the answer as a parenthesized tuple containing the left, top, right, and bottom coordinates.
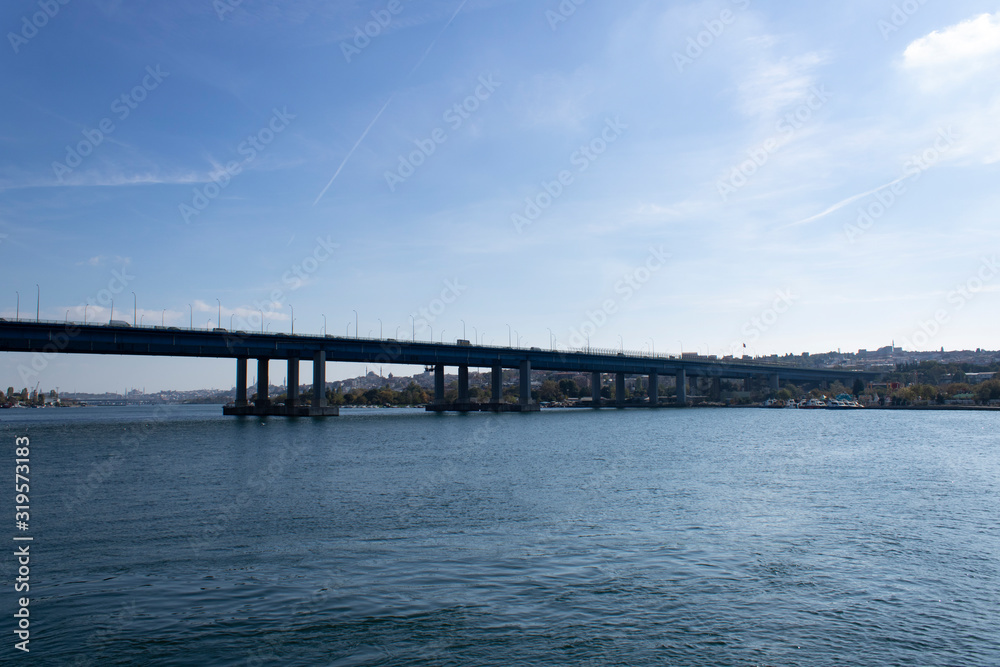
(2, 406, 998, 666)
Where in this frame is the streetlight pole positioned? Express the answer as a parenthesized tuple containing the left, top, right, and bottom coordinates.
(547, 327, 554, 350)
(618, 334, 624, 353)
(162, 309, 165, 326)
(322, 314, 327, 335)
(84, 303, 88, 324)
(507, 323, 512, 347)
(353, 310, 358, 339)
(217, 299, 221, 330)
(378, 318, 382, 339)
(35, 284, 39, 322)
(411, 316, 415, 341)
(132, 292, 137, 327)
(648, 337, 655, 357)
(289, 304, 294, 334)
(440, 329, 445, 343)
(230, 314, 235, 330)
(110, 299, 114, 323)
(473, 326, 478, 345)
(15, 291, 19, 320)
(259, 310, 264, 333)
(461, 319, 466, 340)
(188, 304, 193, 329)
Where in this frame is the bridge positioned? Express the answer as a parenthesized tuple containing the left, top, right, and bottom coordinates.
(0, 320, 877, 416)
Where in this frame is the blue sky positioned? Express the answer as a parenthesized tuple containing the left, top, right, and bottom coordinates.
(1, 0, 999, 392)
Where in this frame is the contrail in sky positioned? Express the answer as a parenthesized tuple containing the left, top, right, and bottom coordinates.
(313, 0, 471, 206)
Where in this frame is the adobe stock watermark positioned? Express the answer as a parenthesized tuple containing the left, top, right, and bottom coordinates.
(737, 289, 797, 344)
(878, 0, 931, 40)
(546, 0, 587, 31)
(409, 278, 468, 340)
(51, 66, 170, 183)
(340, 0, 408, 62)
(511, 117, 627, 233)
(17, 265, 135, 385)
(674, 0, 751, 73)
(566, 246, 670, 349)
(179, 107, 295, 224)
(7, 0, 71, 54)
(718, 85, 831, 201)
(385, 74, 501, 192)
(844, 126, 957, 243)
(222, 235, 338, 344)
(898, 255, 999, 350)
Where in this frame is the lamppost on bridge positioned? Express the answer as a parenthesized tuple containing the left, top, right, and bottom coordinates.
(461, 319, 466, 340)
(15, 291, 18, 320)
(35, 284, 39, 322)
(289, 304, 294, 334)
(259, 310, 264, 333)
(514, 330, 519, 348)
(133, 292, 138, 327)
(378, 318, 382, 339)
(140, 314, 144, 326)
(188, 304, 193, 330)
(84, 303, 88, 324)
(648, 337, 655, 356)
(473, 326, 478, 345)
(440, 329, 446, 343)
(618, 334, 624, 353)
(352, 310, 358, 339)
(217, 299, 222, 331)
(65, 310, 68, 323)
(346, 322, 351, 337)
(230, 314, 235, 330)
(322, 314, 327, 336)
(547, 327, 555, 350)
(507, 323, 512, 347)
(110, 299, 114, 323)
(395, 326, 400, 339)
(162, 309, 165, 327)
(411, 316, 415, 342)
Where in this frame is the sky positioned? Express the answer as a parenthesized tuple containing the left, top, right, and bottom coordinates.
(1, 0, 999, 393)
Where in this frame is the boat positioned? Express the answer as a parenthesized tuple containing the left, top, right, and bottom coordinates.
(800, 398, 827, 409)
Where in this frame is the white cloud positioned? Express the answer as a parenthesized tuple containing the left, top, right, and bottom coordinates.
(903, 12, 1000, 69)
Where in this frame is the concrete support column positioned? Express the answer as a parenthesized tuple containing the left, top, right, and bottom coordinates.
(236, 358, 248, 407)
(616, 372, 626, 405)
(744, 377, 751, 392)
(676, 368, 687, 406)
(313, 351, 327, 407)
(771, 374, 780, 391)
(519, 359, 532, 405)
(649, 372, 659, 406)
(287, 358, 299, 407)
(711, 377, 721, 401)
(434, 364, 445, 404)
(491, 364, 503, 404)
(592, 372, 601, 407)
(458, 365, 469, 403)
(256, 358, 270, 408)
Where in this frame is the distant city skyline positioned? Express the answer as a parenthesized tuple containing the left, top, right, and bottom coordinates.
(2, 1, 999, 392)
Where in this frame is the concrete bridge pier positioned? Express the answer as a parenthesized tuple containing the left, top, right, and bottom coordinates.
(649, 372, 659, 406)
(615, 372, 626, 406)
(236, 358, 248, 407)
(434, 364, 445, 404)
(256, 358, 270, 409)
(519, 359, 533, 406)
(287, 359, 299, 408)
(491, 363, 502, 404)
(676, 368, 687, 406)
(591, 372, 601, 407)
(770, 374, 780, 391)
(711, 377, 721, 401)
(458, 365, 469, 403)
